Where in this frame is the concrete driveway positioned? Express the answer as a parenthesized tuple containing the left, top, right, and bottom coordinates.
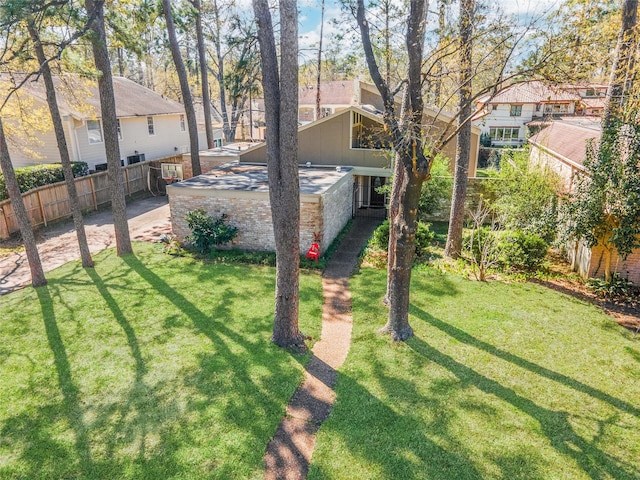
(0, 196, 171, 295)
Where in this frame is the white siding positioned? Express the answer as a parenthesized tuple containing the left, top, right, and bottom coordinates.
(476, 103, 534, 146)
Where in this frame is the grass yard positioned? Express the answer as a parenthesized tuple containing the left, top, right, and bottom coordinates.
(0, 243, 323, 480)
(309, 267, 640, 479)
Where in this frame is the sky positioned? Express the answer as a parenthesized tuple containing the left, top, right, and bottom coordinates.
(295, 0, 563, 59)
(236, 0, 564, 63)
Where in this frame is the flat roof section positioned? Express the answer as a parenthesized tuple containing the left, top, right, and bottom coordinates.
(168, 163, 352, 196)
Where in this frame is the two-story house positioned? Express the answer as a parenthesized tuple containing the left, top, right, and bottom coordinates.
(3, 74, 221, 171)
(474, 80, 584, 147)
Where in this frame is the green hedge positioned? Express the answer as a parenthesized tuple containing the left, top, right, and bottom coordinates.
(0, 162, 88, 201)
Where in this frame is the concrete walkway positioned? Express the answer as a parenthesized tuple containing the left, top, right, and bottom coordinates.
(264, 217, 381, 480)
(0, 196, 171, 295)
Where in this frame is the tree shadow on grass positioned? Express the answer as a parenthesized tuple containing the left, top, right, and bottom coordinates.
(407, 313, 640, 480)
(308, 370, 487, 480)
(410, 305, 640, 418)
(121, 254, 313, 477)
(37, 286, 93, 463)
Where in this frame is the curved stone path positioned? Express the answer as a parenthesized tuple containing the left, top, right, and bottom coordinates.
(264, 217, 381, 480)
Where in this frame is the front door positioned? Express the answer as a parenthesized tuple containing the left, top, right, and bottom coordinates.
(370, 176, 386, 208)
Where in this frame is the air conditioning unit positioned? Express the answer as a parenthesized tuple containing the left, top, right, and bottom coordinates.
(127, 153, 146, 165)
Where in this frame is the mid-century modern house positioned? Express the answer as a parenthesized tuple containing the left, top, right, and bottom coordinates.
(529, 119, 640, 284)
(168, 104, 481, 253)
(3, 74, 221, 171)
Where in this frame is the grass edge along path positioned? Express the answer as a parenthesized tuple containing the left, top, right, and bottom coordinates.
(0, 242, 323, 480)
(264, 217, 381, 479)
(308, 267, 640, 480)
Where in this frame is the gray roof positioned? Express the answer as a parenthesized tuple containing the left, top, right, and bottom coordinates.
(169, 163, 351, 195)
(6, 74, 185, 119)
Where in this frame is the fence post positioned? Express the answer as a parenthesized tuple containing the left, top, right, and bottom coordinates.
(0, 205, 8, 239)
(36, 190, 47, 227)
(124, 167, 130, 195)
(89, 176, 98, 210)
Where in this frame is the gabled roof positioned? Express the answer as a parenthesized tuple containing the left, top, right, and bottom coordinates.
(529, 120, 601, 168)
(3, 74, 186, 120)
(298, 80, 358, 106)
(478, 80, 581, 105)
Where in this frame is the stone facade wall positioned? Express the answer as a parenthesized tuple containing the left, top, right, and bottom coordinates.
(320, 176, 353, 249)
(169, 191, 324, 252)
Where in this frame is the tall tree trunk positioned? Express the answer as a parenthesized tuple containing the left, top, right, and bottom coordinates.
(434, 0, 446, 106)
(28, 22, 94, 268)
(162, 0, 202, 176)
(0, 117, 46, 287)
(445, 0, 474, 259)
(193, 0, 214, 148)
(253, 0, 305, 349)
(357, 0, 430, 341)
(315, 0, 325, 120)
(85, 0, 132, 256)
(602, 0, 638, 127)
(213, 0, 233, 143)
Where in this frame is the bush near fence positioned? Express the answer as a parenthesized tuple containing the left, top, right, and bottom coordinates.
(0, 156, 181, 240)
(0, 162, 88, 201)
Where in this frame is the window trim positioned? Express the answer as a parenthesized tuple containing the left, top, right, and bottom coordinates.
(489, 127, 520, 142)
(509, 104, 523, 117)
(87, 119, 103, 144)
(147, 116, 155, 136)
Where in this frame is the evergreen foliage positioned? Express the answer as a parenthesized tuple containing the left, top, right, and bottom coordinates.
(185, 209, 238, 254)
(489, 148, 561, 243)
(562, 119, 640, 278)
(0, 162, 88, 201)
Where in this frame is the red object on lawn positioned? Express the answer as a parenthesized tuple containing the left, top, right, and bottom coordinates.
(306, 242, 320, 262)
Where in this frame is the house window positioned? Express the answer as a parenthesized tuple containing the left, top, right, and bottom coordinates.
(491, 104, 498, 111)
(510, 104, 522, 116)
(489, 127, 520, 142)
(535, 104, 541, 112)
(87, 120, 103, 144)
(585, 88, 596, 97)
(147, 116, 155, 135)
(179, 114, 186, 132)
(214, 138, 222, 147)
(117, 119, 122, 140)
(351, 111, 388, 149)
(320, 107, 332, 118)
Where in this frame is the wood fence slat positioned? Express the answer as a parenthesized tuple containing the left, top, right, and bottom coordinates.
(0, 156, 177, 240)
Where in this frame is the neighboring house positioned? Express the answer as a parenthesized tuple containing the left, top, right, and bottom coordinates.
(528, 119, 640, 284)
(3, 74, 220, 171)
(168, 105, 481, 253)
(297, 80, 360, 123)
(529, 118, 601, 190)
(474, 80, 606, 147)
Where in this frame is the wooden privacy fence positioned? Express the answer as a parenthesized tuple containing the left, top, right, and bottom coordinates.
(0, 156, 181, 240)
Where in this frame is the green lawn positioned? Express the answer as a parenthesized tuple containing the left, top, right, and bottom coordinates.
(309, 267, 640, 479)
(0, 243, 323, 480)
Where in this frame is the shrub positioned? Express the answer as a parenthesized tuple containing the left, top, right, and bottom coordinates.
(418, 155, 453, 221)
(488, 147, 561, 243)
(185, 209, 238, 254)
(499, 230, 548, 270)
(0, 162, 88, 201)
(587, 274, 636, 300)
(160, 234, 185, 256)
(369, 219, 434, 258)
